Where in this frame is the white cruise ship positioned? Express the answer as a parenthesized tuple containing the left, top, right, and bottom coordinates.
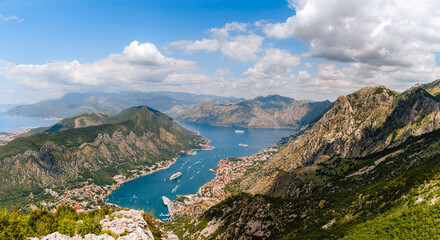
(170, 172, 182, 180)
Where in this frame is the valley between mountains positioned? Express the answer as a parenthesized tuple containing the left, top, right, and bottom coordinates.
(3, 80, 440, 239)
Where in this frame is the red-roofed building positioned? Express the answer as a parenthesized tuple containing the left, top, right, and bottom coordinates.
(74, 206, 82, 210)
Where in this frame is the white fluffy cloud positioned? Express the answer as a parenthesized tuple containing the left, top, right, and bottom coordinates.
(317, 64, 345, 80)
(245, 48, 301, 79)
(265, 0, 440, 68)
(262, 0, 440, 95)
(220, 34, 264, 61)
(153, 68, 236, 95)
(168, 22, 264, 62)
(212, 48, 303, 98)
(0, 41, 195, 93)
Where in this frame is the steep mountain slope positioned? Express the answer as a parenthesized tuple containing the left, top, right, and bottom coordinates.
(238, 86, 440, 197)
(185, 129, 440, 239)
(0, 106, 205, 209)
(178, 95, 333, 129)
(177, 82, 440, 239)
(4, 91, 242, 118)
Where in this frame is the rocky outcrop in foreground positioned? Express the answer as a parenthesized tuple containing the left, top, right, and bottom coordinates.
(33, 210, 178, 240)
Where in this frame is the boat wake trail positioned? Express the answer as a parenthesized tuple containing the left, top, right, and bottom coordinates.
(172, 185, 180, 193)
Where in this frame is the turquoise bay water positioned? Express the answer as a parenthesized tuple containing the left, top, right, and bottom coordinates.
(107, 123, 296, 220)
(0, 115, 58, 133)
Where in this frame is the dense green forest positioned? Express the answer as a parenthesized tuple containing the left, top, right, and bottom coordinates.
(0, 205, 111, 239)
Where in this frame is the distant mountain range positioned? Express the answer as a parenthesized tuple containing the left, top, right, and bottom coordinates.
(3, 91, 243, 118)
(4, 91, 331, 130)
(177, 95, 333, 129)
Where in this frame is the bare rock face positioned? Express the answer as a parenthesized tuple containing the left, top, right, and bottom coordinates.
(100, 210, 154, 240)
(36, 210, 154, 240)
(37, 232, 115, 240)
(82, 235, 115, 240)
(40, 232, 77, 240)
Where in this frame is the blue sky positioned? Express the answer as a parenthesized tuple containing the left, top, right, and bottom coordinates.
(1, 0, 440, 104)
(0, 0, 292, 63)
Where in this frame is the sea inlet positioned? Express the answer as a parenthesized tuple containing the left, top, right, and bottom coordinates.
(107, 123, 296, 220)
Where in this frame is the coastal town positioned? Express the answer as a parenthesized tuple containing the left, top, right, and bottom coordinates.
(32, 139, 214, 213)
(0, 128, 32, 145)
(170, 147, 279, 217)
(33, 157, 178, 212)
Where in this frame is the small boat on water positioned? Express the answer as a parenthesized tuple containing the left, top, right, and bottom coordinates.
(239, 143, 248, 147)
(170, 172, 182, 180)
(235, 130, 245, 133)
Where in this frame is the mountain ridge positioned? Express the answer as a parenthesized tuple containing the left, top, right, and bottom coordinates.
(3, 91, 244, 118)
(177, 95, 333, 129)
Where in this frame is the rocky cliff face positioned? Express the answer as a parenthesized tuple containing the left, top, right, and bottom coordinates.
(177, 95, 332, 129)
(0, 106, 204, 208)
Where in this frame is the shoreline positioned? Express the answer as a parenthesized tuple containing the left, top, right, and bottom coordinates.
(169, 147, 280, 219)
(106, 141, 216, 204)
(45, 138, 215, 213)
